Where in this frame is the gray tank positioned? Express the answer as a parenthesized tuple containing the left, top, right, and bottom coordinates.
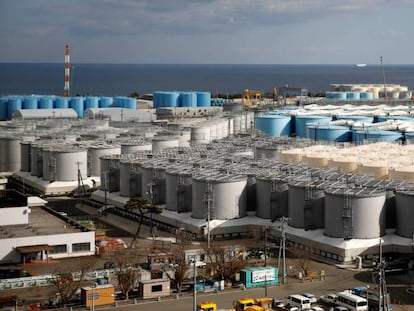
(30, 144, 43, 177)
(42, 148, 52, 181)
(324, 187, 386, 239)
(191, 171, 247, 220)
(395, 190, 414, 238)
(52, 148, 88, 181)
(87, 144, 121, 177)
(288, 179, 326, 230)
(100, 154, 123, 192)
(141, 159, 168, 204)
(119, 159, 132, 197)
(129, 160, 143, 198)
(0, 136, 21, 172)
(121, 140, 152, 154)
(20, 141, 32, 172)
(256, 174, 289, 220)
(165, 164, 193, 212)
(152, 136, 180, 153)
(255, 144, 279, 160)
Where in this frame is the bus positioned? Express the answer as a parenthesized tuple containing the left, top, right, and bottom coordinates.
(335, 291, 368, 311)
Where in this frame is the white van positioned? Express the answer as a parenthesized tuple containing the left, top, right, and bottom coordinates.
(287, 294, 312, 309)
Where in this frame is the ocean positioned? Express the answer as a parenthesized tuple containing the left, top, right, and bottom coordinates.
(0, 63, 413, 97)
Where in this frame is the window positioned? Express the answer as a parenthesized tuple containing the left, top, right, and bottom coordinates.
(72, 242, 90, 252)
(152, 284, 162, 292)
(49, 244, 67, 254)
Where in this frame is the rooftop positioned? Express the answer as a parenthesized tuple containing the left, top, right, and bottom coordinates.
(0, 206, 87, 239)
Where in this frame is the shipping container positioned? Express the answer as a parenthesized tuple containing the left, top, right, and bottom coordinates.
(81, 284, 115, 307)
(239, 266, 278, 288)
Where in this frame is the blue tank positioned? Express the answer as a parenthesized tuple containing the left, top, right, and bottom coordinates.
(196, 92, 211, 107)
(84, 97, 99, 110)
(360, 92, 373, 100)
(99, 97, 113, 108)
(353, 129, 404, 144)
(123, 97, 137, 109)
(405, 132, 414, 143)
(0, 97, 8, 120)
(346, 92, 360, 100)
(163, 92, 180, 107)
(7, 96, 22, 119)
(70, 97, 85, 118)
(326, 92, 347, 100)
(153, 91, 162, 108)
(335, 115, 374, 123)
(376, 115, 414, 123)
(39, 96, 54, 109)
(180, 92, 197, 107)
(23, 96, 38, 109)
(307, 125, 352, 142)
(255, 114, 291, 137)
(295, 115, 332, 137)
(54, 97, 69, 108)
(114, 96, 125, 107)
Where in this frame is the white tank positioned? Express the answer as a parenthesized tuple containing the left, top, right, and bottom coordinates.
(324, 187, 386, 239)
(177, 130, 191, 147)
(191, 126, 211, 144)
(191, 171, 247, 220)
(87, 145, 121, 177)
(152, 136, 180, 153)
(121, 140, 152, 154)
(52, 148, 88, 181)
(0, 136, 21, 172)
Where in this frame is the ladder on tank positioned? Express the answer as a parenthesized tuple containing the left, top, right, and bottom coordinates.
(203, 180, 214, 249)
(342, 192, 353, 240)
(304, 184, 314, 230)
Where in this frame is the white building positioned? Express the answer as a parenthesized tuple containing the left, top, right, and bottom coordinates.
(0, 190, 95, 264)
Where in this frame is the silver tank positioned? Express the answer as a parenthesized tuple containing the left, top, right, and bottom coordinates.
(121, 141, 152, 154)
(165, 165, 193, 212)
(129, 160, 144, 198)
(52, 148, 88, 181)
(288, 179, 326, 230)
(87, 145, 121, 177)
(42, 148, 52, 181)
(255, 145, 279, 160)
(20, 141, 32, 172)
(324, 187, 386, 239)
(191, 171, 247, 220)
(395, 190, 414, 238)
(256, 175, 289, 220)
(152, 136, 180, 153)
(191, 126, 211, 144)
(0, 136, 21, 172)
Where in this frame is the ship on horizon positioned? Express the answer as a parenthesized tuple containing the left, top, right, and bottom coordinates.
(356, 63, 367, 67)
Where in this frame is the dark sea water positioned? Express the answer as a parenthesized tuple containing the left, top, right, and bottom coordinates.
(0, 63, 413, 97)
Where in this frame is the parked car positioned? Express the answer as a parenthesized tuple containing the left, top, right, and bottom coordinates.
(273, 298, 286, 308)
(302, 293, 317, 303)
(319, 293, 337, 305)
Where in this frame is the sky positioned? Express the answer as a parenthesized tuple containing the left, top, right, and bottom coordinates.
(0, 0, 413, 64)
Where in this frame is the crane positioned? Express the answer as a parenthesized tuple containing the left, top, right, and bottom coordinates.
(242, 89, 262, 107)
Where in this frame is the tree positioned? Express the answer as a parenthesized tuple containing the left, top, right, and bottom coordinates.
(49, 257, 96, 306)
(205, 241, 246, 282)
(163, 243, 190, 297)
(124, 196, 163, 247)
(290, 243, 312, 275)
(114, 249, 141, 300)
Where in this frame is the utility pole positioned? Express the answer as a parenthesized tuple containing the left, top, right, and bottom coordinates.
(193, 256, 197, 311)
(278, 216, 290, 284)
(147, 182, 154, 236)
(76, 161, 83, 208)
(264, 226, 268, 297)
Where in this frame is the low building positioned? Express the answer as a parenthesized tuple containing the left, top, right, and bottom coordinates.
(0, 189, 95, 264)
(81, 284, 115, 307)
(138, 278, 170, 299)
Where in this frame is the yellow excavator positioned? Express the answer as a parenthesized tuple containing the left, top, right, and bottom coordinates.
(242, 89, 262, 107)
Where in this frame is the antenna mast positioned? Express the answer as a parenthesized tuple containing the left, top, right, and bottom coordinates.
(380, 56, 388, 103)
(64, 44, 70, 97)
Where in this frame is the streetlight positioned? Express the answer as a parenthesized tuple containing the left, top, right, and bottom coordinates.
(192, 256, 197, 311)
(366, 285, 370, 309)
(91, 283, 97, 311)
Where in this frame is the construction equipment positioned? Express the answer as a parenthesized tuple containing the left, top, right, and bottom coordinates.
(197, 301, 218, 311)
(242, 89, 262, 107)
(233, 298, 257, 311)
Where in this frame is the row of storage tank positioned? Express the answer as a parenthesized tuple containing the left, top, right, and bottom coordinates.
(255, 112, 414, 143)
(0, 95, 137, 120)
(95, 145, 414, 240)
(328, 83, 412, 100)
(0, 113, 255, 174)
(153, 91, 211, 108)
